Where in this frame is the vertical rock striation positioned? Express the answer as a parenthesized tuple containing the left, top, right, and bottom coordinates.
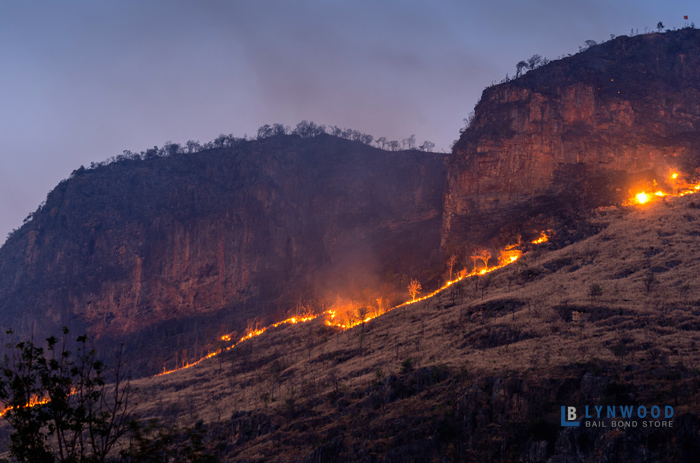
(443, 29, 700, 249)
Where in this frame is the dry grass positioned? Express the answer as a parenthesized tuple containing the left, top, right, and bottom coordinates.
(125, 194, 700, 459)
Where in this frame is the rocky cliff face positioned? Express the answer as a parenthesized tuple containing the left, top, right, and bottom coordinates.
(443, 28, 700, 249)
(0, 134, 446, 371)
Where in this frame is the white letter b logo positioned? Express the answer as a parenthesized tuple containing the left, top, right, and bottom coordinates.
(567, 407, 577, 421)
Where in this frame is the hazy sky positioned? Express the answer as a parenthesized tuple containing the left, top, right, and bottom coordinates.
(0, 0, 695, 244)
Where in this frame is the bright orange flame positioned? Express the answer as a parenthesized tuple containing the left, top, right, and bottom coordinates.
(636, 192, 650, 204)
(0, 395, 51, 418)
(628, 170, 700, 206)
(531, 231, 548, 244)
(155, 233, 550, 376)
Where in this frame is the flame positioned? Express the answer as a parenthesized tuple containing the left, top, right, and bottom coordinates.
(531, 231, 549, 244)
(635, 192, 650, 204)
(152, 233, 550, 376)
(0, 395, 51, 418)
(628, 170, 700, 206)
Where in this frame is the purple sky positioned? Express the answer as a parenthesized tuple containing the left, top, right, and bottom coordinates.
(0, 0, 695, 244)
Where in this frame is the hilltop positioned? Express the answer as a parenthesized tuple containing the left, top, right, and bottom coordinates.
(0, 134, 446, 374)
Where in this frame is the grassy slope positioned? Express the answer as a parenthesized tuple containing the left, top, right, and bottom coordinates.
(123, 194, 700, 460)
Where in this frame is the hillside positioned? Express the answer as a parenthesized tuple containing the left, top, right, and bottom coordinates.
(444, 28, 700, 252)
(0, 134, 446, 374)
(110, 193, 700, 462)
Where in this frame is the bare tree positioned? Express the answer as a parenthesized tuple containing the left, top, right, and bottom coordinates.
(408, 279, 422, 301)
(446, 255, 457, 281)
(419, 140, 435, 151)
(405, 134, 416, 150)
(527, 54, 542, 70)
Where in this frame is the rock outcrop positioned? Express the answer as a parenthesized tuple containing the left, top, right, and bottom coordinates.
(443, 28, 700, 249)
(0, 134, 446, 372)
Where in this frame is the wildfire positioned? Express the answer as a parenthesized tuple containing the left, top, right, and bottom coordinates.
(152, 232, 550, 377)
(157, 314, 318, 376)
(1, 232, 546, 415)
(629, 170, 700, 205)
(0, 395, 51, 418)
(635, 192, 650, 204)
(531, 231, 549, 244)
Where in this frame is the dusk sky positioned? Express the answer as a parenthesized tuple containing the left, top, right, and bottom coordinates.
(0, 0, 695, 244)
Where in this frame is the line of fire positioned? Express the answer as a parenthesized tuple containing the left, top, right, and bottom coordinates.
(4, 168, 699, 417)
(155, 168, 700, 378)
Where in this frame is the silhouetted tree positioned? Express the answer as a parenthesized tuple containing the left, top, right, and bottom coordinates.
(257, 124, 273, 139)
(271, 123, 288, 136)
(584, 39, 597, 49)
(527, 54, 542, 70)
(403, 134, 416, 150)
(657, 21, 664, 32)
(293, 120, 326, 138)
(0, 328, 133, 463)
(185, 140, 201, 154)
(516, 60, 527, 78)
(419, 140, 435, 152)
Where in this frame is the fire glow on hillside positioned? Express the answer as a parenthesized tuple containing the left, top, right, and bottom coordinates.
(156, 236, 535, 376)
(0, 395, 50, 418)
(629, 170, 700, 205)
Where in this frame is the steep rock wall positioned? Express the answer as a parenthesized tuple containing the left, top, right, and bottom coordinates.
(0, 135, 446, 371)
(443, 29, 700, 248)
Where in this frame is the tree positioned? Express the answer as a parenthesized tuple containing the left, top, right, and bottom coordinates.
(470, 248, 491, 270)
(292, 120, 326, 138)
(446, 255, 457, 281)
(515, 60, 527, 78)
(527, 54, 542, 70)
(0, 329, 134, 463)
(271, 123, 288, 136)
(478, 250, 491, 268)
(257, 124, 273, 139)
(375, 137, 386, 149)
(589, 283, 603, 300)
(185, 140, 201, 154)
(403, 134, 416, 150)
(657, 21, 664, 32)
(408, 279, 422, 301)
(388, 140, 400, 151)
(419, 140, 435, 152)
(583, 39, 597, 50)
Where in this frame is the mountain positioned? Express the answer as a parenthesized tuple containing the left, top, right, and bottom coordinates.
(3, 27, 700, 461)
(124, 192, 700, 462)
(443, 28, 700, 251)
(0, 134, 446, 373)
